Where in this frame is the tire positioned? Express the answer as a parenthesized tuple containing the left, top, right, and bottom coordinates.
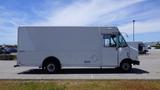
(45, 61, 59, 74)
(120, 61, 132, 72)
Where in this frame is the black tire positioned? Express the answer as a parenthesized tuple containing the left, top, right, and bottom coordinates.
(45, 61, 60, 74)
(120, 61, 132, 72)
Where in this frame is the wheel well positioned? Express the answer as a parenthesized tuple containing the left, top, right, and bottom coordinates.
(42, 56, 61, 68)
(120, 58, 132, 65)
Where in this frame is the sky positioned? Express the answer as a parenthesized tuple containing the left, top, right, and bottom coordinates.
(0, 0, 160, 44)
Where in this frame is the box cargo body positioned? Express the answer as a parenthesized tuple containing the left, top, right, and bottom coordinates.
(17, 26, 139, 73)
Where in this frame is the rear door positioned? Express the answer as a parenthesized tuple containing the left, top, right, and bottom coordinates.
(17, 28, 35, 66)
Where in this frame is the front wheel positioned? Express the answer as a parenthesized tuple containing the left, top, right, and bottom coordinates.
(120, 61, 132, 72)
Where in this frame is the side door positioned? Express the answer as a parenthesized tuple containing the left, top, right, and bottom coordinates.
(102, 34, 118, 67)
(118, 35, 130, 64)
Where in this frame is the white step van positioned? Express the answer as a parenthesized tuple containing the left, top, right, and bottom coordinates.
(17, 26, 139, 73)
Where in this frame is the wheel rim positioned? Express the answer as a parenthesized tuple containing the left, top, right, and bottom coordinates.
(122, 63, 130, 71)
(47, 63, 55, 73)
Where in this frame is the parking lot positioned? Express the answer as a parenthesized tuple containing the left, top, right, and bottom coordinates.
(0, 49, 160, 80)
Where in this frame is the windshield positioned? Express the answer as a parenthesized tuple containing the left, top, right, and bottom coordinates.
(118, 34, 128, 47)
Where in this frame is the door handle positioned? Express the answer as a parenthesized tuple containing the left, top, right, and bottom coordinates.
(19, 50, 25, 52)
(84, 60, 91, 63)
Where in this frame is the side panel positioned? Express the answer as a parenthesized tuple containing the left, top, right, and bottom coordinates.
(18, 27, 102, 67)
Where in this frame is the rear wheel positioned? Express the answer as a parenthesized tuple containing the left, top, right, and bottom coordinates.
(120, 61, 132, 72)
(45, 61, 60, 73)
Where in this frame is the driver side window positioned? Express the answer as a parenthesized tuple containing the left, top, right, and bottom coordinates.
(103, 34, 117, 47)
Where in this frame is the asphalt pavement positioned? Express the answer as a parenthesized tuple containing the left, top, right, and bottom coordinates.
(0, 49, 160, 79)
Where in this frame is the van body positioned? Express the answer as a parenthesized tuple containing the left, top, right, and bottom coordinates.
(17, 26, 139, 73)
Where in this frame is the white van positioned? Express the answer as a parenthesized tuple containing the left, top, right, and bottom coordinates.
(16, 26, 139, 73)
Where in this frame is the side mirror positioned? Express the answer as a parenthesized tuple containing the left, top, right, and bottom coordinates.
(116, 45, 119, 50)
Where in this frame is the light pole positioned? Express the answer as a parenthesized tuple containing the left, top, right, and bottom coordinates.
(133, 20, 135, 41)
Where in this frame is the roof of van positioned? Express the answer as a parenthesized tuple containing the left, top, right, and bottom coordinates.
(18, 26, 120, 35)
(19, 26, 118, 28)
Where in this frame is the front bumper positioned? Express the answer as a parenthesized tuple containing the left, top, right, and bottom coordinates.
(132, 60, 140, 65)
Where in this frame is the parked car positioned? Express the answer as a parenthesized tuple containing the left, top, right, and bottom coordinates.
(6, 47, 17, 53)
(0, 49, 3, 54)
(0, 47, 10, 54)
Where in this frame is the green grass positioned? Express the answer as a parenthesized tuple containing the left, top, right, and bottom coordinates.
(155, 46, 160, 49)
(0, 80, 160, 90)
(153, 45, 160, 49)
(0, 80, 65, 90)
